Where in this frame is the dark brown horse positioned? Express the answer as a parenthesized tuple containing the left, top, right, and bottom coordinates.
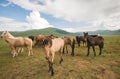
(62, 36, 75, 56)
(76, 36, 86, 47)
(84, 32, 104, 56)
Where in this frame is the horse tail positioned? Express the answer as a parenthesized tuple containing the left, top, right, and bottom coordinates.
(71, 38, 75, 56)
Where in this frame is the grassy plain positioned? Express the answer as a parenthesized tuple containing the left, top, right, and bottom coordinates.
(0, 36, 120, 79)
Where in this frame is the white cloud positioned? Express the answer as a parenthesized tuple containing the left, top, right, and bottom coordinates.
(9, 0, 43, 11)
(0, 11, 54, 31)
(26, 11, 54, 29)
(1, 0, 120, 32)
(9, 0, 120, 22)
(0, 17, 29, 31)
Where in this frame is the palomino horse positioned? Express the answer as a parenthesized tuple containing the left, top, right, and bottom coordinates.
(0, 31, 33, 57)
(62, 36, 75, 56)
(76, 36, 86, 47)
(42, 37, 64, 76)
(84, 32, 104, 56)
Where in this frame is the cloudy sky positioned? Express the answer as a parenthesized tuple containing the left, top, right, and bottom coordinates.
(0, 0, 120, 32)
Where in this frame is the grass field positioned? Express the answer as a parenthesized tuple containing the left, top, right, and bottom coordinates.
(0, 36, 120, 79)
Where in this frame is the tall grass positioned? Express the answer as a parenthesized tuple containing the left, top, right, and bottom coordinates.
(0, 36, 120, 79)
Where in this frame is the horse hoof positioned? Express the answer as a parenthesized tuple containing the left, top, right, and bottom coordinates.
(94, 55, 96, 56)
(51, 72, 54, 76)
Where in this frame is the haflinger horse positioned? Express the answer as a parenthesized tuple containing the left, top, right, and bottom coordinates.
(62, 36, 75, 56)
(0, 31, 33, 57)
(76, 35, 86, 47)
(84, 32, 104, 56)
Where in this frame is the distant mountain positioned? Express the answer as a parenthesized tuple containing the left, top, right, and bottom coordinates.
(76, 29, 120, 36)
(0, 28, 119, 37)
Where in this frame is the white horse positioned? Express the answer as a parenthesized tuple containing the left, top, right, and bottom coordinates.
(1, 31, 33, 57)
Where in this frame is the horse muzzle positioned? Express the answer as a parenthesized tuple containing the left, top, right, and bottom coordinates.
(0, 36, 3, 38)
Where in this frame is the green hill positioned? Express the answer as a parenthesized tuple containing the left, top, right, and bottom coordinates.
(0, 28, 119, 36)
(1, 27, 76, 37)
(76, 29, 120, 36)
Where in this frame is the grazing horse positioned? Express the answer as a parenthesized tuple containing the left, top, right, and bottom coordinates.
(62, 36, 75, 56)
(76, 36, 86, 47)
(84, 32, 104, 56)
(0, 31, 33, 57)
(43, 37, 64, 76)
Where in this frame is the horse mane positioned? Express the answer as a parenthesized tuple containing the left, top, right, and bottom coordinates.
(43, 38, 52, 47)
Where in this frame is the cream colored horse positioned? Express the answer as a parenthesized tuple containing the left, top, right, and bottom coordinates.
(43, 37, 64, 76)
(1, 31, 33, 57)
(1, 31, 24, 53)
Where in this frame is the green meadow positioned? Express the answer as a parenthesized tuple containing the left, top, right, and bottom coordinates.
(0, 36, 120, 79)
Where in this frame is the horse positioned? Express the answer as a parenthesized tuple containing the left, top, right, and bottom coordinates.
(0, 31, 33, 57)
(62, 36, 75, 56)
(76, 36, 86, 47)
(34, 34, 57, 47)
(42, 37, 64, 76)
(28, 35, 35, 41)
(84, 32, 104, 56)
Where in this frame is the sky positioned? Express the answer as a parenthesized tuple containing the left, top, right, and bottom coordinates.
(0, 0, 120, 32)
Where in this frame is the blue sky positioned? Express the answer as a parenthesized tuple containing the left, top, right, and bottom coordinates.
(0, 0, 120, 32)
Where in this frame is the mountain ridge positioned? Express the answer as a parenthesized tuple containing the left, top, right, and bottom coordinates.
(0, 27, 119, 36)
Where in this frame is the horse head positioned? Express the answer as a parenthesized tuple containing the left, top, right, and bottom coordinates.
(1, 31, 14, 38)
(42, 38, 52, 48)
(1, 31, 9, 38)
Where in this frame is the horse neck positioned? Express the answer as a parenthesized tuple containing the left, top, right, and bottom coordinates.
(4, 37, 14, 44)
(8, 33, 15, 38)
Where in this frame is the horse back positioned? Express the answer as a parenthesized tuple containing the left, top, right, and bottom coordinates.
(14, 37, 32, 47)
(87, 36, 104, 45)
(51, 38, 64, 52)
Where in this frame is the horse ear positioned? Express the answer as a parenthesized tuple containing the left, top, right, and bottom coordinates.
(5, 30, 8, 33)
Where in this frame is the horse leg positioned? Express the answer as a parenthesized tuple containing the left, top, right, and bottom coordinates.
(59, 48, 63, 64)
(45, 47, 50, 59)
(78, 41, 80, 47)
(92, 45, 96, 56)
(28, 48, 31, 56)
(99, 45, 102, 55)
(87, 46, 90, 56)
(66, 46, 68, 54)
(49, 52, 54, 76)
(12, 47, 17, 57)
(71, 39, 75, 56)
(49, 62, 54, 76)
(62, 45, 65, 54)
(20, 48, 24, 53)
(83, 41, 84, 46)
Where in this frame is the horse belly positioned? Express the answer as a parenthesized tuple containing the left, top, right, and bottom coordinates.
(14, 40, 24, 47)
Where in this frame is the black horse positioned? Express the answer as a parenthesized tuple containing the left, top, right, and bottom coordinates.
(84, 32, 104, 56)
(76, 36, 86, 47)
